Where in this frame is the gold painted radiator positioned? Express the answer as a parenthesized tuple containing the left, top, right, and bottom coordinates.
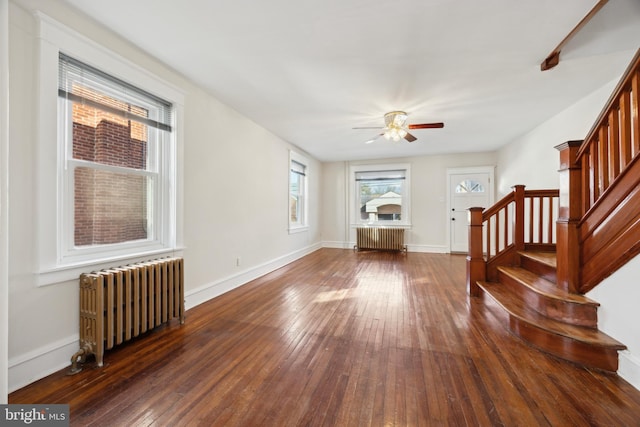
(70, 257, 184, 373)
(355, 227, 407, 252)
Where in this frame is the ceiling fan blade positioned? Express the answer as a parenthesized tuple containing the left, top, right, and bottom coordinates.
(408, 122, 444, 129)
(353, 126, 384, 130)
(365, 133, 384, 144)
(404, 133, 417, 142)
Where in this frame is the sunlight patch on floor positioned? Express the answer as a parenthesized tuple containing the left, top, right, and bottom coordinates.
(313, 288, 353, 303)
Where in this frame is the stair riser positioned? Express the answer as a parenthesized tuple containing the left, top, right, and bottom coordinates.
(498, 271, 598, 328)
(519, 255, 557, 284)
(481, 291, 620, 372)
(509, 317, 620, 372)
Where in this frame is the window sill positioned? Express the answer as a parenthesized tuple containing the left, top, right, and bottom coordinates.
(351, 223, 412, 229)
(36, 246, 185, 287)
(288, 225, 309, 234)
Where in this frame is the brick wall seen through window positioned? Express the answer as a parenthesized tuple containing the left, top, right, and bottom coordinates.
(72, 98, 149, 246)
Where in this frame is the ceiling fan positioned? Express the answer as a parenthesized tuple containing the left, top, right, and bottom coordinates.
(354, 111, 444, 143)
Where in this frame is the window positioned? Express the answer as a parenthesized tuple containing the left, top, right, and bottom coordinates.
(59, 54, 173, 256)
(289, 151, 308, 232)
(352, 165, 410, 226)
(35, 14, 182, 284)
(455, 179, 485, 193)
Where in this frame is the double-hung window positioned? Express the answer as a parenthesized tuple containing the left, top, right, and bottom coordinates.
(35, 14, 182, 285)
(289, 151, 308, 232)
(352, 164, 410, 226)
(57, 53, 174, 264)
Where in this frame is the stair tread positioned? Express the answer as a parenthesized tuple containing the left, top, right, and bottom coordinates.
(478, 280, 625, 349)
(498, 265, 599, 306)
(519, 250, 556, 268)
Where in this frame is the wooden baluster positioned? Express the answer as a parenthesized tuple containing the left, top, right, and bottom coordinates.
(512, 185, 525, 252)
(633, 71, 640, 157)
(467, 207, 486, 296)
(537, 196, 543, 244)
(548, 197, 554, 244)
(591, 141, 599, 207)
(528, 197, 534, 244)
(496, 206, 509, 253)
(598, 126, 609, 197)
(555, 141, 583, 293)
(620, 89, 632, 168)
(609, 109, 620, 181)
(486, 217, 492, 260)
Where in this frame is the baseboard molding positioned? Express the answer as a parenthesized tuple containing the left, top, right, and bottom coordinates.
(8, 335, 79, 393)
(185, 242, 322, 310)
(407, 244, 448, 253)
(322, 241, 353, 249)
(619, 350, 640, 392)
(18, 243, 629, 399)
(8, 243, 322, 394)
(322, 241, 448, 254)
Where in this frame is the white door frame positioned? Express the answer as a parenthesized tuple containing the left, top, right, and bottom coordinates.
(446, 166, 495, 253)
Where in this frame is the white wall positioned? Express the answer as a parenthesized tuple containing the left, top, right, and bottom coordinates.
(1, 0, 10, 405)
(182, 89, 322, 307)
(496, 76, 640, 390)
(588, 258, 640, 391)
(321, 152, 498, 251)
(7, 0, 321, 392)
(497, 79, 618, 196)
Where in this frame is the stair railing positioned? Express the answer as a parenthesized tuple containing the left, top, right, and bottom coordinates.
(469, 50, 640, 296)
(556, 48, 640, 294)
(467, 185, 559, 296)
(577, 49, 640, 213)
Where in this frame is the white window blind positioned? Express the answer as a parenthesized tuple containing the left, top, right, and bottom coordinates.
(355, 169, 406, 181)
(58, 53, 172, 132)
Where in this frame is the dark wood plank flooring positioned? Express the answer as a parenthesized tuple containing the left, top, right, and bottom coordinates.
(10, 249, 640, 426)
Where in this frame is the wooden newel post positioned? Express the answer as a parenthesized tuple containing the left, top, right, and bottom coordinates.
(555, 141, 583, 294)
(467, 207, 486, 296)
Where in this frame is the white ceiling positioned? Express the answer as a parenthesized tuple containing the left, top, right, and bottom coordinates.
(62, 0, 640, 162)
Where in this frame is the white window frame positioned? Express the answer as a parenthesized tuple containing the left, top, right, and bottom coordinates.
(288, 150, 309, 233)
(35, 13, 184, 285)
(350, 163, 411, 228)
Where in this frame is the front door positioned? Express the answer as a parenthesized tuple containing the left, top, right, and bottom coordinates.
(448, 170, 493, 253)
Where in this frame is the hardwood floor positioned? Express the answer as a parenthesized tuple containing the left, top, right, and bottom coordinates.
(10, 249, 640, 426)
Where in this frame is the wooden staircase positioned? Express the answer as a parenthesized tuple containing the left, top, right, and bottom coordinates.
(478, 250, 625, 372)
(467, 49, 640, 373)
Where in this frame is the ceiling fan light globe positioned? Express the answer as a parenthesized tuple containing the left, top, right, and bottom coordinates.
(393, 114, 407, 127)
(384, 111, 408, 128)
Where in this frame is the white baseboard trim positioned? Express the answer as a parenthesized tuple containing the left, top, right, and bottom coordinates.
(8, 243, 322, 393)
(322, 241, 448, 254)
(407, 244, 448, 253)
(17, 243, 632, 398)
(618, 350, 640, 392)
(185, 242, 322, 310)
(322, 241, 353, 249)
(8, 335, 79, 393)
